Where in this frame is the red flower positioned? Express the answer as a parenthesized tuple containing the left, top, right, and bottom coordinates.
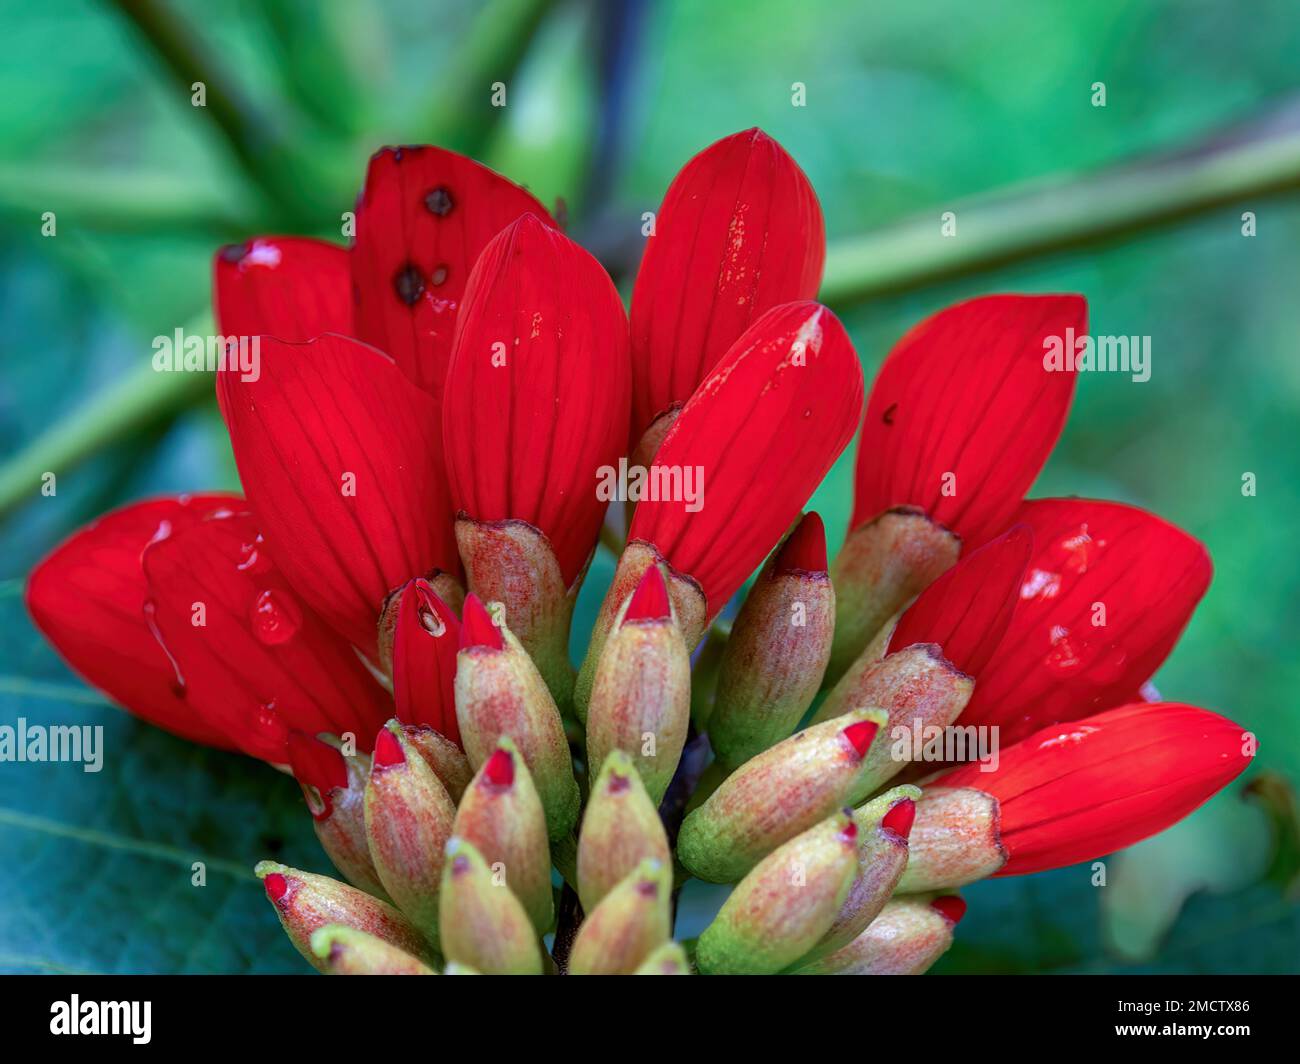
(351, 146, 556, 401)
(139, 509, 393, 761)
(629, 128, 825, 443)
(887, 524, 1033, 678)
(390, 578, 461, 745)
(851, 294, 1083, 549)
(629, 300, 864, 618)
(217, 333, 460, 659)
(442, 213, 630, 588)
(932, 702, 1251, 875)
(26, 494, 240, 747)
(955, 497, 1211, 747)
(215, 236, 351, 343)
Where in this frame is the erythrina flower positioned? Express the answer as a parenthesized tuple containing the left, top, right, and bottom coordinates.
(24, 129, 1253, 977)
(828, 293, 1084, 680)
(628, 128, 825, 448)
(442, 214, 630, 699)
(899, 703, 1253, 887)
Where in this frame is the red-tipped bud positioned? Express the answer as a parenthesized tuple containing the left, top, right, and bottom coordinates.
(577, 750, 672, 912)
(254, 861, 431, 973)
(709, 512, 835, 767)
(454, 609, 579, 838)
(882, 797, 917, 840)
(459, 593, 504, 651)
(677, 707, 888, 882)
(775, 512, 827, 574)
(931, 895, 967, 925)
(696, 810, 859, 975)
(438, 837, 544, 975)
(309, 925, 437, 975)
(586, 569, 692, 805)
(363, 721, 457, 942)
(451, 738, 553, 933)
(568, 859, 672, 975)
(792, 895, 959, 975)
(288, 731, 388, 899)
(625, 563, 672, 622)
(633, 941, 693, 975)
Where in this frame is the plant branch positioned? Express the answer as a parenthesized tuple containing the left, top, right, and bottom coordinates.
(821, 99, 1300, 305)
(0, 318, 213, 519)
(110, 0, 302, 219)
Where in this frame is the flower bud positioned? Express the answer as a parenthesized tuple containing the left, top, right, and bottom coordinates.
(255, 861, 431, 973)
(709, 513, 834, 768)
(568, 858, 672, 975)
(363, 720, 458, 942)
(438, 837, 544, 975)
(695, 809, 858, 975)
(287, 731, 387, 899)
(403, 722, 473, 802)
(804, 786, 918, 961)
(387, 577, 462, 743)
(791, 895, 964, 974)
(574, 541, 708, 720)
(677, 707, 888, 882)
(827, 508, 960, 684)
(586, 565, 691, 804)
(577, 750, 672, 912)
(809, 644, 974, 793)
(455, 593, 580, 838)
(452, 738, 554, 933)
(896, 785, 1008, 892)
(309, 925, 437, 975)
(633, 941, 692, 975)
(455, 518, 579, 708)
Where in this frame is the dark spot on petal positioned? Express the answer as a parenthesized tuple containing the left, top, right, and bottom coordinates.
(394, 263, 425, 305)
(430, 264, 449, 286)
(219, 243, 248, 264)
(608, 772, 631, 794)
(424, 186, 454, 216)
(883, 402, 897, 425)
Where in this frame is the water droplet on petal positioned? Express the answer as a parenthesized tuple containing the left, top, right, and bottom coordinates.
(237, 534, 271, 574)
(142, 598, 187, 697)
(394, 263, 425, 306)
(251, 589, 303, 645)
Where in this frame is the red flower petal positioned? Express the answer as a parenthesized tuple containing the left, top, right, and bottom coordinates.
(774, 512, 827, 575)
(888, 524, 1033, 678)
(442, 215, 630, 585)
(957, 498, 1212, 747)
(629, 128, 825, 441)
(629, 301, 863, 616)
(217, 333, 460, 658)
(214, 237, 351, 342)
(391, 578, 461, 745)
(850, 294, 1083, 548)
(26, 495, 241, 748)
(140, 511, 394, 762)
(351, 145, 556, 400)
(934, 702, 1252, 875)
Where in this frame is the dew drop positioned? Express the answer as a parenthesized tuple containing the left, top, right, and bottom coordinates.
(142, 598, 187, 697)
(237, 533, 271, 574)
(251, 589, 303, 645)
(430, 264, 449, 286)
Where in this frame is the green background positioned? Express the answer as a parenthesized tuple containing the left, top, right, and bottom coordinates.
(1, 0, 1297, 973)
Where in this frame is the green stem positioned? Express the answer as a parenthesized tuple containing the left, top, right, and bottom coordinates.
(0, 164, 265, 234)
(422, 0, 558, 154)
(821, 105, 1300, 305)
(110, 0, 303, 219)
(0, 317, 213, 518)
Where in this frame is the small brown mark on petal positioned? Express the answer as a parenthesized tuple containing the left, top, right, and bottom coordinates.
(394, 263, 425, 306)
